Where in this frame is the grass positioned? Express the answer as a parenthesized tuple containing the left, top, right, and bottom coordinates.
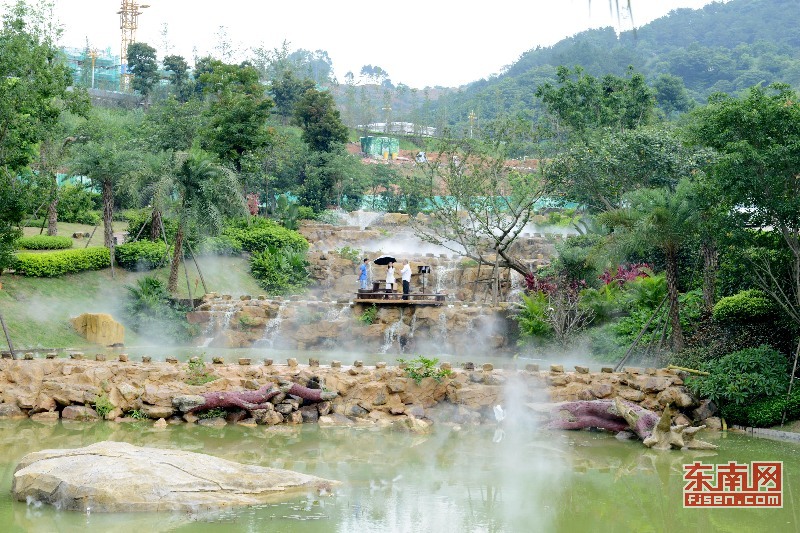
(0, 254, 262, 350)
(21, 221, 128, 250)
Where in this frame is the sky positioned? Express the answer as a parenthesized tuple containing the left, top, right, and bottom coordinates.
(45, 0, 717, 89)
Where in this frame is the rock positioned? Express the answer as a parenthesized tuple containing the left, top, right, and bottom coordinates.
(673, 413, 692, 427)
(0, 403, 27, 419)
(616, 388, 645, 402)
(30, 411, 59, 423)
(574, 365, 590, 374)
(70, 313, 125, 346)
(299, 406, 319, 423)
(61, 405, 99, 421)
(197, 417, 227, 428)
(704, 416, 723, 430)
(144, 405, 175, 419)
(154, 418, 167, 428)
(692, 399, 718, 421)
(12, 441, 337, 512)
(590, 383, 613, 399)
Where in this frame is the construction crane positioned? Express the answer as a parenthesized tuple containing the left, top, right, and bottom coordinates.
(117, 0, 149, 92)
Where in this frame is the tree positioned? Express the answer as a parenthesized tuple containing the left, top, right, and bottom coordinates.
(70, 110, 140, 250)
(293, 88, 348, 153)
(543, 126, 710, 213)
(686, 84, 800, 332)
(599, 179, 699, 351)
(412, 120, 545, 278)
(162, 54, 192, 101)
(150, 150, 246, 292)
(127, 42, 159, 97)
(535, 65, 655, 139)
(269, 70, 314, 123)
(0, 0, 82, 272)
(197, 58, 273, 172)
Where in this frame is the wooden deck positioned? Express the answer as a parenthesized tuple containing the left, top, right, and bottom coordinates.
(355, 288, 446, 306)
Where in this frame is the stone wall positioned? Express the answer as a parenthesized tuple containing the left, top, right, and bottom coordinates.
(0, 359, 719, 430)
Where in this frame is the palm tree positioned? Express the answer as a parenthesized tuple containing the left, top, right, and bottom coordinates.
(601, 178, 698, 351)
(151, 149, 246, 293)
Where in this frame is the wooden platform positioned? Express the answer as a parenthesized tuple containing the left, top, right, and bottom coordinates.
(355, 289, 445, 306)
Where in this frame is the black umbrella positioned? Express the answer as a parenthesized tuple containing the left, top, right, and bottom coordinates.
(373, 255, 397, 266)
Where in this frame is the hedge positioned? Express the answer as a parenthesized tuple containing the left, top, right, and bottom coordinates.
(14, 247, 110, 277)
(16, 235, 73, 250)
(196, 235, 243, 256)
(115, 240, 169, 270)
(713, 289, 776, 323)
(720, 388, 800, 428)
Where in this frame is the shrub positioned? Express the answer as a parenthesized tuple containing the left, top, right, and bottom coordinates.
(185, 356, 218, 386)
(125, 209, 178, 242)
(223, 220, 308, 253)
(115, 240, 168, 270)
(720, 388, 800, 427)
(297, 206, 316, 220)
(686, 345, 789, 406)
(13, 247, 110, 277)
(359, 304, 378, 325)
(397, 356, 452, 384)
(16, 235, 73, 250)
(57, 184, 101, 224)
(337, 245, 361, 265)
(93, 393, 114, 418)
(712, 289, 776, 324)
(123, 276, 198, 343)
(514, 292, 552, 338)
(196, 235, 243, 256)
(250, 244, 310, 295)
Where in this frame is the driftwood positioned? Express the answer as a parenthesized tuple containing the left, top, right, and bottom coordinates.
(547, 398, 716, 450)
(173, 379, 338, 414)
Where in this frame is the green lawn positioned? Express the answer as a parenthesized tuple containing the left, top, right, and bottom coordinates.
(0, 255, 263, 350)
(21, 220, 128, 249)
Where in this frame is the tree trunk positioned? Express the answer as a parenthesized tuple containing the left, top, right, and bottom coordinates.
(150, 209, 162, 241)
(46, 197, 58, 236)
(701, 239, 718, 317)
(167, 223, 184, 293)
(173, 381, 338, 413)
(102, 179, 114, 249)
(665, 248, 684, 351)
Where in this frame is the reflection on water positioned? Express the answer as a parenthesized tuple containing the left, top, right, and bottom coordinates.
(0, 419, 798, 532)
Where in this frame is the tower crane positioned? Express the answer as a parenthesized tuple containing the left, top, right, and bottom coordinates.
(117, 1, 149, 92)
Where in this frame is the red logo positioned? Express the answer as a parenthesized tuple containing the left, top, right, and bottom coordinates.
(683, 461, 782, 508)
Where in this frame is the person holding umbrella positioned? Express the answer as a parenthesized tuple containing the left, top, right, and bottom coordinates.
(401, 259, 412, 300)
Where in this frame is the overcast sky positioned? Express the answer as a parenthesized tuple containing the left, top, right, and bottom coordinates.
(46, 0, 715, 88)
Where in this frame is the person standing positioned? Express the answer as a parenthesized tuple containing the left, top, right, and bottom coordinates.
(358, 258, 369, 290)
(385, 262, 395, 290)
(400, 260, 411, 300)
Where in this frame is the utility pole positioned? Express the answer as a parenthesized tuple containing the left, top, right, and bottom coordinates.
(117, 1, 150, 92)
(87, 48, 99, 89)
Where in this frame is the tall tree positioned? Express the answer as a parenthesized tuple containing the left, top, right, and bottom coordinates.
(197, 58, 273, 172)
(70, 110, 139, 250)
(269, 70, 314, 124)
(150, 150, 246, 292)
(0, 0, 83, 272)
(127, 41, 159, 97)
(162, 54, 192, 101)
(600, 179, 699, 351)
(293, 88, 348, 153)
(687, 84, 800, 331)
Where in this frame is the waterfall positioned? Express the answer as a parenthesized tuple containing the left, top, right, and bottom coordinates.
(197, 299, 236, 347)
(434, 260, 458, 294)
(256, 301, 289, 348)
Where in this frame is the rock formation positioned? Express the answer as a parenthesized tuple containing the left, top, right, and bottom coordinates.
(70, 313, 125, 346)
(12, 441, 337, 512)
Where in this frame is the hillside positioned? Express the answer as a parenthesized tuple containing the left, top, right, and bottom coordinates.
(335, 0, 800, 133)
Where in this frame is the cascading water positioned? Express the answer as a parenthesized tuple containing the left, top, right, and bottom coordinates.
(198, 300, 237, 347)
(434, 260, 458, 294)
(255, 301, 289, 348)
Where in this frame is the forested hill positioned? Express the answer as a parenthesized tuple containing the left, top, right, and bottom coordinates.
(432, 0, 800, 126)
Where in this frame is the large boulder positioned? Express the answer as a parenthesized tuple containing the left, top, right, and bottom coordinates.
(70, 313, 125, 346)
(12, 441, 337, 512)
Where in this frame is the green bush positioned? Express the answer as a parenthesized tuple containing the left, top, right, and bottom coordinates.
(57, 184, 101, 225)
(125, 209, 178, 242)
(686, 345, 789, 406)
(713, 289, 777, 323)
(250, 245, 310, 295)
(297, 206, 316, 220)
(397, 356, 452, 384)
(114, 240, 168, 270)
(13, 247, 110, 277)
(223, 219, 308, 253)
(720, 387, 800, 427)
(196, 235, 243, 256)
(515, 292, 552, 338)
(16, 235, 73, 250)
(123, 276, 198, 343)
(359, 304, 378, 325)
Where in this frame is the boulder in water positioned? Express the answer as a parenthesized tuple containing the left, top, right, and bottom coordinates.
(12, 441, 337, 512)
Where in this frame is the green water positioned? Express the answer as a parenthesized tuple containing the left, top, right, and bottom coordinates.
(1, 419, 797, 532)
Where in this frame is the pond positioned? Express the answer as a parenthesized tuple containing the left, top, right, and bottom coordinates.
(1, 417, 797, 532)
